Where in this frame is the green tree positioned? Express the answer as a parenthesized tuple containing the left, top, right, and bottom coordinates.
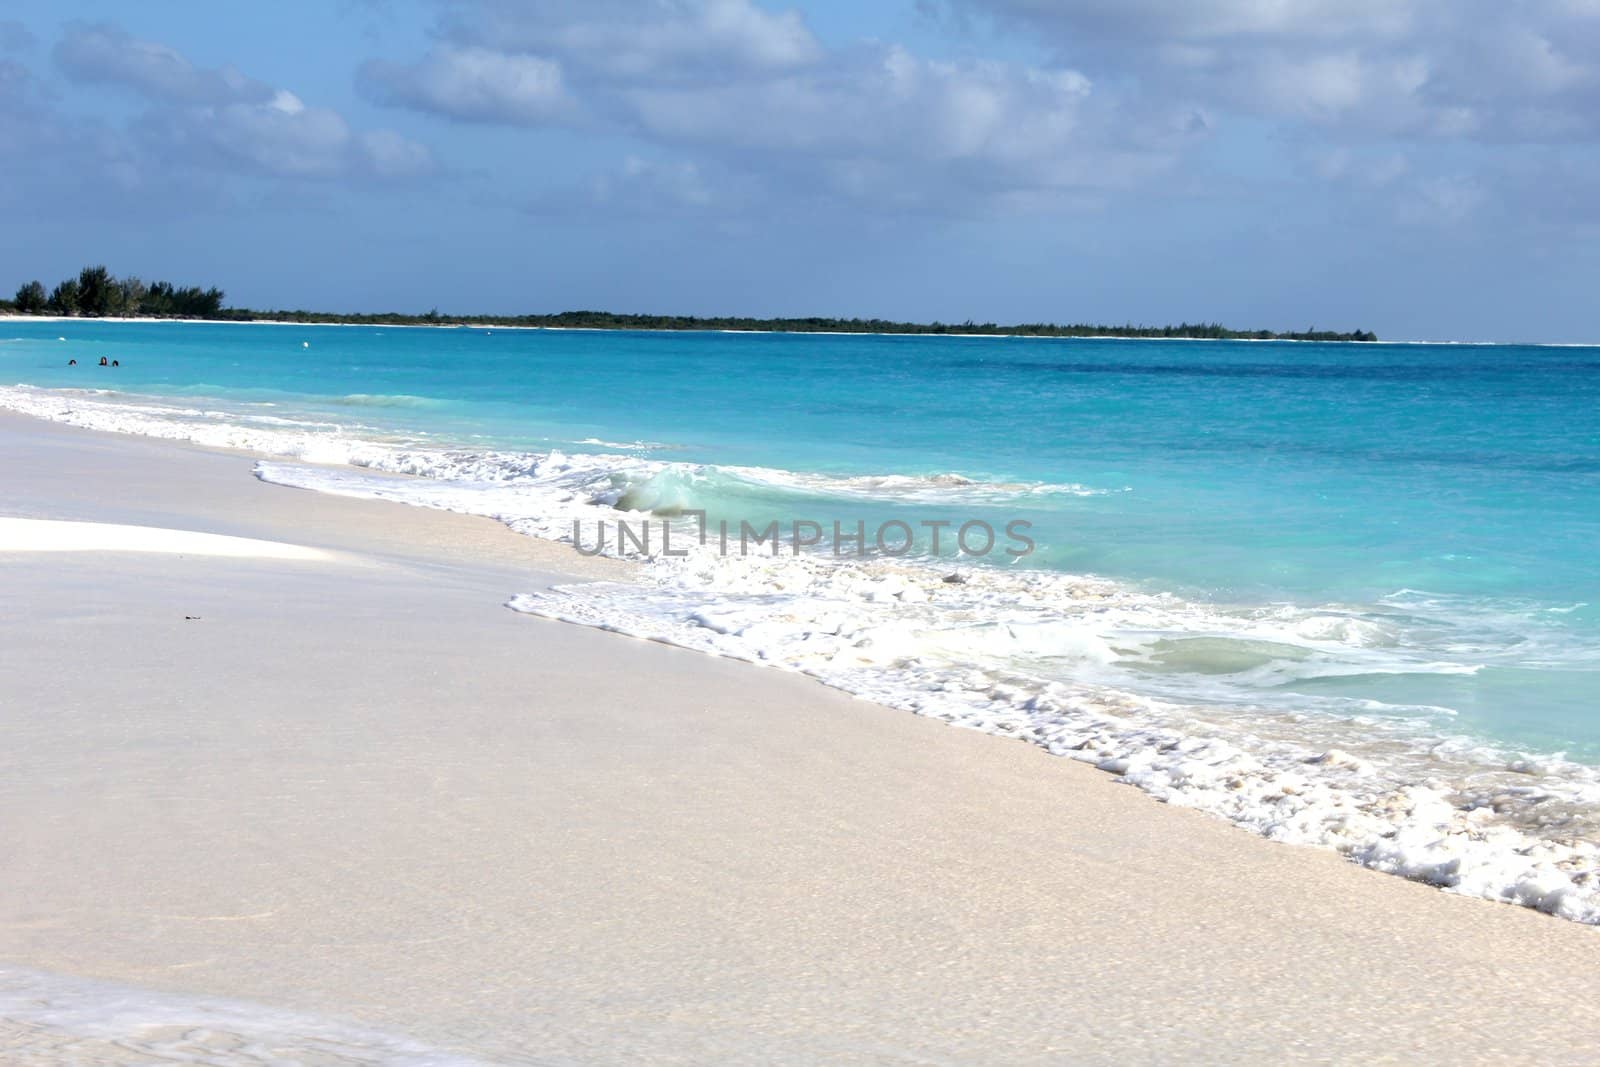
(14, 280, 47, 314)
(48, 278, 81, 315)
(118, 276, 148, 317)
(186, 286, 225, 317)
(76, 264, 114, 316)
(142, 280, 174, 316)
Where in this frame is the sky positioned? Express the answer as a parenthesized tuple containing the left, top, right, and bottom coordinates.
(3, 1, 1599, 341)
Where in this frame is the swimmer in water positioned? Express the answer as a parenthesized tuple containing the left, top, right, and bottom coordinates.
(67, 359, 77, 366)
(98, 357, 107, 366)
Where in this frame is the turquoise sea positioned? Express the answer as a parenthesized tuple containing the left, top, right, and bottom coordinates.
(4, 320, 1599, 918)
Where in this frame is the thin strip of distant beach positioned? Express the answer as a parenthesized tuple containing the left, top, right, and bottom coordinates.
(0, 312, 1396, 341)
(9, 311, 1565, 342)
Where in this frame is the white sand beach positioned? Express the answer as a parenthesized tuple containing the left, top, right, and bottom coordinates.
(2, 411, 1599, 1065)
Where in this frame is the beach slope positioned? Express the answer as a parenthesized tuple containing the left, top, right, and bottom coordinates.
(1, 412, 1597, 1065)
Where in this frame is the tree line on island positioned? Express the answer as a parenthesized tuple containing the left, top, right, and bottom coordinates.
(11, 266, 224, 319)
(6, 266, 1378, 342)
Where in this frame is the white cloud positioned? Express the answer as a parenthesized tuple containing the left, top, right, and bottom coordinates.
(1303, 146, 1410, 186)
(54, 21, 270, 105)
(1497, 28, 1592, 94)
(607, 156, 713, 207)
(981, 0, 1415, 41)
(1392, 174, 1486, 226)
(529, 155, 720, 217)
(363, 0, 1197, 213)
(359, 45, 575, 125)
(0, 55, 209, 215)
(55, 22, 434, 182)
(953, 0, 1600, 144)
(354, 0, 1600, 225)
(359, 130, 437, 179)
(612, 48, 1132, 196)
(449, 0, 821, 80)
(190, 98, 372, 180)
(1229, 50, 1445, 130)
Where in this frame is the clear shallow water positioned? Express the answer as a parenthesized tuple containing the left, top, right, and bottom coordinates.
(0, 966, 493, 1064)
(4, 321, 1599, 919)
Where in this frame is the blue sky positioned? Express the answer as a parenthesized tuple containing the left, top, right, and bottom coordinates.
(4, 1, 1599, 341)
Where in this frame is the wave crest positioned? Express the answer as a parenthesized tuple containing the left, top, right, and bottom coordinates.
(331, 393, 445, 408)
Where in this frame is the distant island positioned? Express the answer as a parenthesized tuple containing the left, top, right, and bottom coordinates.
(7, 265, 1379, 342)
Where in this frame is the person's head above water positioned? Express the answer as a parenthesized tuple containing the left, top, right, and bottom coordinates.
(111, 360, 119, 367)
(67, 359, 76, 365)
(98, 357, 107, 366)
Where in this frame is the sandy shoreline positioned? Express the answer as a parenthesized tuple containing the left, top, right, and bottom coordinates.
(2, 411, 1599, 1064)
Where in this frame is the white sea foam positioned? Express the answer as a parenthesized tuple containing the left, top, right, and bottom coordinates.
(5, 382, 1600, 923)
(507, 556, 1600, 923)
(716, 465, 1123, 502)
(251, 448, 1600, 921)
(333, 393, 445, 408)
(574, 436, 674, 451)
(0, 966, 497, 1065)
(0, 385, 1095, 511)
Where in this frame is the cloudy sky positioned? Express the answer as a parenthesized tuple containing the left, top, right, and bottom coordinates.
(4, 1, 1599, 341)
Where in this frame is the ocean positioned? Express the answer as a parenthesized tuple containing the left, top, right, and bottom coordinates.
(3, 320, 1598, 920)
